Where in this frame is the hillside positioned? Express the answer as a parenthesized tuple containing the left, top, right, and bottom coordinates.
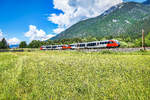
(52, 2, 150, 40)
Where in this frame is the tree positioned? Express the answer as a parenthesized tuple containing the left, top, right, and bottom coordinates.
(19, 41, 27, 48)
(28, 40, 42, 48)
(0, 41, 3, 49)
(46, 40, 54, 45)
(145, 32, 150, 47)
(0, 38, 8, 49)
(105, 35, 113, 40)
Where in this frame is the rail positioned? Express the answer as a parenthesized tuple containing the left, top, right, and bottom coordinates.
(0, 47, 150, 53)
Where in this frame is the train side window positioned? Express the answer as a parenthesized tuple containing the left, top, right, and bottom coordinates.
(47, 46, 51, 48)
(52, 46, 57, 48)
(70, 45, 76, 47)
(100, 42, 105, 44)
(87, 43, 96, 46)
(87, 43, 90, 46)
(110, 41, 113, 44)
(93, 43, 96, 46)
(80, 44, 85, 47)
(87, 43, 92, 46)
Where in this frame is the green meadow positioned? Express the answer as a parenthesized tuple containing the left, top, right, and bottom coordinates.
(0, 51, 150, 100)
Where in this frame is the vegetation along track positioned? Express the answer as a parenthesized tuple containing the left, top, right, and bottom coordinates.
(78, 47, 150, 52)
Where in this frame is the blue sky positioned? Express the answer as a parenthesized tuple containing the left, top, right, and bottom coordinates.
(0, 0, 147, 44)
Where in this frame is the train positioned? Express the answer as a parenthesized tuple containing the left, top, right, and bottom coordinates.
(40, 40, 120, 50)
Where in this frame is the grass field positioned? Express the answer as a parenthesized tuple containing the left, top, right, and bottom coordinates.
(0, 51, 150, 100)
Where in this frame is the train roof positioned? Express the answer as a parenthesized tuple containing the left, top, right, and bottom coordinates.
(41, 40, 119, 47)
(76, 40, 117, 44)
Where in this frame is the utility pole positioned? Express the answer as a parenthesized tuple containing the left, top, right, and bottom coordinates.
(142, 29, 146, 50)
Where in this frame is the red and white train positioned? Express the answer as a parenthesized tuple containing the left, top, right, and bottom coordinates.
(40, 40, 120, 50)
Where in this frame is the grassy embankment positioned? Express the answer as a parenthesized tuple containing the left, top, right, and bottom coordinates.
(0, 51, 150, 100)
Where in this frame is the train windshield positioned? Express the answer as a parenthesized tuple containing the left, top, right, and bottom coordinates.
(113, 40, 120, 45)
(117, 41, 120, 45)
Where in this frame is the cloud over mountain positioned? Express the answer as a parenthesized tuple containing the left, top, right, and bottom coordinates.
(49, 0, 123, 34)
(25, 25, 55, 41)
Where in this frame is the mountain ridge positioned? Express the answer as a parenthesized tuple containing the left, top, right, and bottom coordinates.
(51, 2, 150, 40)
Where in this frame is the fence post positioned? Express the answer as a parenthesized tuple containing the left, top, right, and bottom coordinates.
(142, 29, 146, 50)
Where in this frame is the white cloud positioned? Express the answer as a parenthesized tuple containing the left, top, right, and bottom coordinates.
(53, 27, 65, 34)
(25, 25, 55, 41)
(0, 29, 3, 40)
(49, 0, 123, 34)
(0, 29, 20, 45)
(7, 37, 20, 45)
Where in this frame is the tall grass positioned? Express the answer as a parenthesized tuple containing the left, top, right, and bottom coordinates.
(0, 51, 150, 100)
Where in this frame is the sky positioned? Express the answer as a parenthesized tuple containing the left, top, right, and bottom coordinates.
(0, 0, 147, 45)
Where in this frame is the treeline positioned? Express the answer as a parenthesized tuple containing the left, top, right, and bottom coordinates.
(19, 32, 150, 48)
(134, 32, 150, 47)
(1, 32, 150, 49)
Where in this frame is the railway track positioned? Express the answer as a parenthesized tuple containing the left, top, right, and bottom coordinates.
(77, 47, 150, 52)
(0, 47, 149, 53)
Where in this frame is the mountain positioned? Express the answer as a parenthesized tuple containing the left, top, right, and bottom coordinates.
(9, 44, 19, 48)
(52, 2, 150, 40)
(143, 0, 150, 5)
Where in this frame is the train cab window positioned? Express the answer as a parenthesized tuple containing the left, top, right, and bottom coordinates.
(41, 46, 46, 48)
